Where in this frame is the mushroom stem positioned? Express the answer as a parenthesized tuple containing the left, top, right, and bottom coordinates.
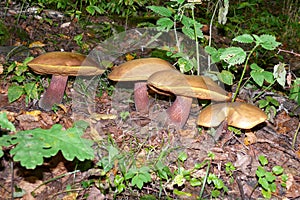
(166, 96, 193, 128)
(39, 75, 68, 111)
(134, 82, 149, 114)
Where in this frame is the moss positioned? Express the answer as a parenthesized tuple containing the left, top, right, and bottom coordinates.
(0, 20, 9, 45)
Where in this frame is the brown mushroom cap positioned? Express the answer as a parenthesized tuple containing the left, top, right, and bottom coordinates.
(108, 58, 175, 114)
(147, 69, 230, 102)
(28, 51, 105, 76)
(197, 102, 267, 129)
(108, 58, 175, 81)
(27, 52, 104, 111)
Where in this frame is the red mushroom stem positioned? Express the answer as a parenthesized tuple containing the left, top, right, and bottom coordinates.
(166, 96, 193, 128)
(39, 75, 68, 111)
(133, 82, 149, 114)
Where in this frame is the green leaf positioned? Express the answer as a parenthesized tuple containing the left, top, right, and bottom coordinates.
(250, 71, 265, 86)
(86, 5, 105, 15)
(266, 96, 279, 106)
(258, 177, 270, 190)
(190, 177, 201, 186)
(0, 135, 13, 157)
(178, 151, 188, 162)
(258, 155, 268, 166)
(173, 174, 185, 186)
(182, 26, 195, 40)
(173, 189, 192, 197)
(258, 99, 269, 108)
(8, 85, 24, 103)
(233, 34, 254, 43)
(9, 124, 94, 169)
(156, 17, 173, 31)
(273, 63, 287, 87)
(0, 112, 16, 132)
(220, 47, 246, 66)
(261, 188, 272, 199)
(147, 6, 173, 17)
(205, 46, 221, 64)
(265, 171, 276, 182)
(217, 70, 234, 85)
(256, 166, 266, 178)
(24, 82, 38, 100)
(272, 166, 284, 175)
(259, 34, 281, 50)
(289, 78, 300, 104)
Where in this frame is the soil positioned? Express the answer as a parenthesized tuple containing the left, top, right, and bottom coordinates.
(0, 1, 300, 200)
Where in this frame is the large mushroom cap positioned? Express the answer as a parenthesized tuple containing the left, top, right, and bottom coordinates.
(147, 70, 230, 102)
(197, 102, 267, 129)
(28, 51, 105, 76)
(108, 58, 175, 81)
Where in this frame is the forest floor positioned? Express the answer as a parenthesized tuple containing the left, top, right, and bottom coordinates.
(0, 2, 300, 200)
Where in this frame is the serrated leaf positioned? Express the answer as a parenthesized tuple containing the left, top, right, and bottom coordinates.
(156, 17, 173, 31)
(217, 70, 234, 85)
(259, 34, 281, 50)
(9, 124, 94, 169)
(233, 34, 254, 43)
(147, 6, 172, 17)
(0, 112, 16, 132)
(8, 85, 24, 103)
(182, 26, 195, 40)
(250, 71, 265, 86)
(220, 47, 246, 66)
(205, 46, 221, 64)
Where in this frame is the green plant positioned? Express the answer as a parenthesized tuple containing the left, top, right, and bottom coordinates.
(205, 33, 281, 101)
(258, 96, 280, 120)
(147, 0, 204, 74)
(0, 116, 94, 169)
(125, 166, 152, 189)
(6, 57, 42, 104)
(225, 162, 236, 184)
(254, 155, 286, 199)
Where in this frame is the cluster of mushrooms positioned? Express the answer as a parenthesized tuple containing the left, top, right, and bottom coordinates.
(28, 52, 267, 130)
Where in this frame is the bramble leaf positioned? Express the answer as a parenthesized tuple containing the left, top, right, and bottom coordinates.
(147, 6, 173, 17)
(220, 47, 246, 66)
(233, 34, 254, 43)
(156, 17, 173, 31)
(217, 70, 234, 85)
(259, 34, 281, 50)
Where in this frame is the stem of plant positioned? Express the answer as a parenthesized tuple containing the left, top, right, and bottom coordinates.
(191, 5, 200, 75)
(232, 44, 259, 102)
(253, 80, 276, 101)
(199, 160, 210, 198)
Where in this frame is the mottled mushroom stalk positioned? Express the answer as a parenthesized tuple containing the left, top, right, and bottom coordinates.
(166, 96, 193, 128)
(133, 82, 150, 114)
(39, 75, 68, 111)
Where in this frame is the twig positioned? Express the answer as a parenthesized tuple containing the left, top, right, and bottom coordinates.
(292, 121, 300, 149)
(277, 48, 300, 57)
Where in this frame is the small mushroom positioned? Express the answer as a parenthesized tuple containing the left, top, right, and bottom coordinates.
(147, 69, 230, 128)
(28, 51, 104, 111)
(197, 102, 267, 129)
(108, 58, 175, 114)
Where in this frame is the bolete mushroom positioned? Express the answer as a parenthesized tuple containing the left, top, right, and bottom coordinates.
(108, 58, 175, 114)
(197, 102, 267, 129)
(28, 51, 104, 111)
(147, 69, 230, 128)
